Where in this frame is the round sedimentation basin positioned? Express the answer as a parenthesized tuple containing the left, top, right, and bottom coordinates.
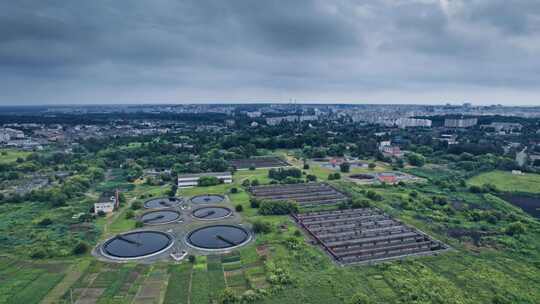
(140, 210, 181, 225)
(190, 194, 225, 205)
(192, 206, 232, 220)
(101, 230, 174, 260)
(349, 173, 376, 180)
(186, 225, 250, 250)
(144, 197, 183, 209)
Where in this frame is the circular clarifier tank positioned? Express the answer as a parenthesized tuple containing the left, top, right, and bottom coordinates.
(349, 173, 376, 180)
(101, 231, 174, 259)
(140, 210, 181, 225)
(144, 197, 183, 209)
(190, 194, 225, 205)
(186, 225, 250, 250)
(192, 206, 232, 220)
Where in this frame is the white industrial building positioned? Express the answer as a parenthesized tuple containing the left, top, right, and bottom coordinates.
(395, 118, 432, 128)
(177, 172, 233, 187)
(94, 190, 119, 214)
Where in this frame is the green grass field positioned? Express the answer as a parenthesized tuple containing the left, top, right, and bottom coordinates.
(0, 149, 31, 164)
(2, 153, 540, 304)
(468, 170, 540, 193)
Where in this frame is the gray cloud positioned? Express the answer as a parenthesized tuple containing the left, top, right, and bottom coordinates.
(0, 0, 539, 105)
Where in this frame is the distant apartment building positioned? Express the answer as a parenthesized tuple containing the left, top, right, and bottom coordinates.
(438, 134, 458, 145)
(516, 148, 528, 167)
(444, 118, 478, 128)
(265, 116, 298, 126)
(246, 111, 262, 118)
(95, 190, 120, 214)
(0, 132, 9, 143)
(299, 115, 318, 122)
(395, 118, 432, 128)
(482, 122, 523, 133)
(0, 128, 24, 141)
(177, 172, 233, 188)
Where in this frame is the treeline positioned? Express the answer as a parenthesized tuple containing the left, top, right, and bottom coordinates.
(0, 112, 228, 125)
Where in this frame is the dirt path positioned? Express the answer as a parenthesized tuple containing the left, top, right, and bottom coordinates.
(101, 196, 137, 238)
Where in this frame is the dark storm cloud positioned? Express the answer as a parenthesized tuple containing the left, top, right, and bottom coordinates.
(0, 0, 539, 105)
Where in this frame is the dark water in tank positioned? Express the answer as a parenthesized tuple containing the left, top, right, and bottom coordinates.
(191, 195, 224, 204)
(103, 231, 172, 258)
(187, 225, 249, 249)
(192, 207, 231, 219)
(144, 197, 182, 209)
(141, 210, 181, 224)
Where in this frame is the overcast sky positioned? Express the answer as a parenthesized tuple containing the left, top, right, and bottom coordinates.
(1, 0, 539, 105)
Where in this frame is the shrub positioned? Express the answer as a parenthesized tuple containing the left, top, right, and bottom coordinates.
(30, 250, 47, 259)
(265, 261, 293, 286)
(249, 165, 256, 171)
(198, 176, 221, 187)
(483, 183, 499, 193)
(432, 196, 448, 206)
(168, 184, 178, 196)
(235, 204, 244, 212)
(242, 179, 251, 187)
(72, 241, 89, 255)
(340, 162, 350, 173)
(218, 288, 238, 304)
(328, 172, 341, 180)
(37, 218, 53, 226)
(251, 179, 260, 186)
(125, 210, 135, 219)
(351, 198, 370, 208)
(188, 255, 196, 263)
(303, 163, 310, 170)
(469, 185, 484, 193)
(97, 210, 106, 217)
(252, 220, 273, 234)
(505, 222, 526, 236)
(368, 163, 376, 170)
(406, 152, 426, 167)
(131, 201, 142, 210)
(269, 168, 302, 180)
(306, 174, 317, 182)
(348, 292, 372, 304)
(259, 200, 299, 215)
(230, 187, 238, 194)
(366, 190, 383, 201)
(250, 198, 261, 208)
(135, 221, 144, 228)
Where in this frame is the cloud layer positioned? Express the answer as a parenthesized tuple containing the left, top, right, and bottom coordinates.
(1, 0, 539, 105)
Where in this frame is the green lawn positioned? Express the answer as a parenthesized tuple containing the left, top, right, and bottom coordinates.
(0, 149, 31, 164)
(468, 170, 540, 193)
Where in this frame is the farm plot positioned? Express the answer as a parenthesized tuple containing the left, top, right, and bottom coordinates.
(292, 208, 448, 265)
(0, 257, 67, 304)
(230, 157, 290, 170)
(249, 183, 348, 207)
